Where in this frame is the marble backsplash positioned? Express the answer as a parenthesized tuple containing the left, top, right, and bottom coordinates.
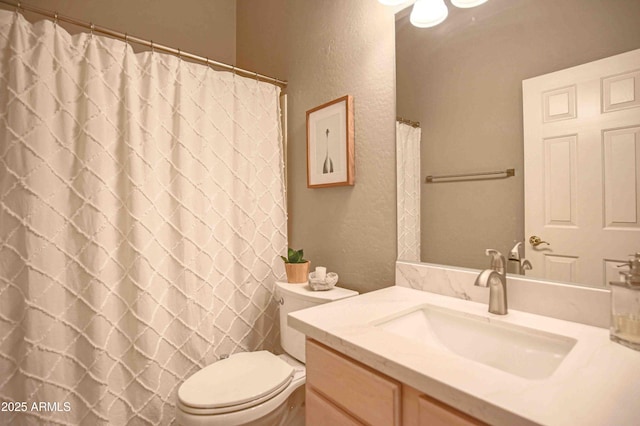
(396, 261, 610, 328)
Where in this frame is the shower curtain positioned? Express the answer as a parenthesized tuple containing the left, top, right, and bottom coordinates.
(396, 121, 421, 261)
(0, 10, 286, 425)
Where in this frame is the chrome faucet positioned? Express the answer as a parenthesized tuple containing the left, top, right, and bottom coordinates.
(507, 242, 533, 275)
(475, 249, 508, 315)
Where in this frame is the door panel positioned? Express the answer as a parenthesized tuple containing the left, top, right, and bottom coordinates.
(523, 48, 640, 287)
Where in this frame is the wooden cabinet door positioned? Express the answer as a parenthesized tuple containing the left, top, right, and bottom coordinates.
(306, 339, 401, 426)
(305, 340, 486, 426)
(403, 385, 486, 426)
(306, 387, 364, 426)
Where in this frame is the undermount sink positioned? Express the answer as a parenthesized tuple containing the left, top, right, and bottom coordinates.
(375, 305, 577, 380)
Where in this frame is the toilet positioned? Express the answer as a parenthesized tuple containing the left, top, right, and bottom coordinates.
(176, 281, 358, 426)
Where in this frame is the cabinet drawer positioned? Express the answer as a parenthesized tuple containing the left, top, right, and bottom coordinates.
(418, 393, 486, 426)
(306, 339, 401, 426)
(306, 387, 364, 426)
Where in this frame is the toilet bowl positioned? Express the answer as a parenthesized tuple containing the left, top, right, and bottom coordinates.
(176, 281, 358, 426)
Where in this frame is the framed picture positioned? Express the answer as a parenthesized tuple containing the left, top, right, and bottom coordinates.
(306, 95, 354, 188)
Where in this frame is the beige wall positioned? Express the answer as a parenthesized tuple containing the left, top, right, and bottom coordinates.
(237, 0, 398, 294)
(1, 0, 236, 64)
(396, 0, 640, 270)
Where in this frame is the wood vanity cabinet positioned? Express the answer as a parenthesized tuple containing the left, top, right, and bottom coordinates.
(305, 339, 486, 426)
(402, 385, 486, 426)
(305, 338, 401, 425)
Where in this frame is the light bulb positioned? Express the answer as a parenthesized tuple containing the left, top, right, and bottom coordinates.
(410, 0, 448, 28)
(451, 0, 489, 8)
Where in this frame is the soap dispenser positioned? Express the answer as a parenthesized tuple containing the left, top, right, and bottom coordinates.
(610, 253, 640, 351)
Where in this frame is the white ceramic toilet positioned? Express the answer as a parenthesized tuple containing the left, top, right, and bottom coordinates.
(176, 281, 358, 426)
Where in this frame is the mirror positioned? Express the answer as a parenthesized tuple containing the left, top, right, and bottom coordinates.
(395, 0, 640, 286)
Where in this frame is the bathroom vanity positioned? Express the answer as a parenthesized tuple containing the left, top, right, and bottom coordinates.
(306, 338, 484, 426)
(289, 284, 640, 426)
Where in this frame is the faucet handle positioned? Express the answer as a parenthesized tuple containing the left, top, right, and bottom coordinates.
(485, 249, 506, 274)
(508, 242, 524, 260)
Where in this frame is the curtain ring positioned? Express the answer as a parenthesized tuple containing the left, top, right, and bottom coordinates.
(205, 57, 210, 67)
(178, 49, 181, 60)
(150, 40, 154, 53)
(16, 2, 21, 12)
(231, 66, 236, 76)
(255, 72, 260, 82)
(124, 33, 128, 44)
(53, 12, 58, 26)
(90, 23, 95, 37)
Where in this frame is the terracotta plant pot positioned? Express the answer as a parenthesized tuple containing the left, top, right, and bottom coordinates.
(285, 261, 310, 284)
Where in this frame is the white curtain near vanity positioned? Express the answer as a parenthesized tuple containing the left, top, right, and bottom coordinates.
(0, 9, 286, 425)
(396, 121, 421, 261)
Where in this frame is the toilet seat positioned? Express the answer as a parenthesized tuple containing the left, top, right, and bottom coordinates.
(177, 351, 295, 415)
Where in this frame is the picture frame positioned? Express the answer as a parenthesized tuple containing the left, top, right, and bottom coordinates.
(306, 95, 354, 188)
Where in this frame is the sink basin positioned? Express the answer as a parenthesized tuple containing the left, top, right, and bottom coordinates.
(375, 305, 576, 380)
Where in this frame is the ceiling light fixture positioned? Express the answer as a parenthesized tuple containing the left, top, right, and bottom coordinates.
(379, 0, 489, 28)
(410, 0, 448, 28)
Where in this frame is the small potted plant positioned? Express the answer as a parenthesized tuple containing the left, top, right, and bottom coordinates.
(281, 248, 310, 284)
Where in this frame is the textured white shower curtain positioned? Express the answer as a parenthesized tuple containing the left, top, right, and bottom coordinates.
(0, 10, 287, 425)
(396, 121, 421, 261)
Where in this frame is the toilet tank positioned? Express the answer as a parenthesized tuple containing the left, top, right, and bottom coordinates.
(275, 281, 358, 363)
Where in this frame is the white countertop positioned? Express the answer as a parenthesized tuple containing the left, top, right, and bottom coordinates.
(288, 286, 640, 426)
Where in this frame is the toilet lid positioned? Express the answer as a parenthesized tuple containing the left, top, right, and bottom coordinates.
(178, 351, 295, 410)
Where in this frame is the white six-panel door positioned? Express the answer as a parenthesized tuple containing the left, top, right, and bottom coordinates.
(523, 49, 640, 287)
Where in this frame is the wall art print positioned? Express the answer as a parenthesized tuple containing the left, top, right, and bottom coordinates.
(306, 95, 354, 188)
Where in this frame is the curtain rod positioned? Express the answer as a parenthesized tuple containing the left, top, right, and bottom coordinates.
(0, 0, 288, 88)
(397, 117, 420, 128)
